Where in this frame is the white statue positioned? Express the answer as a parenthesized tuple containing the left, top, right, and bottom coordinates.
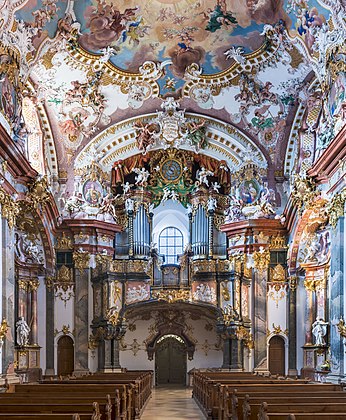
(64, 192, 85, 216)
(170, 190, 179, 202)
(207, 197, 217, 212)
(162, 187, 171, 202)
(304, 234, 321, 263)
(16, 317, 30, 347)
(312, 317, 328, 346)
(133, 167, 150, 186)
(197, 167, 214, 187)
(125, 198, 134, 212)
(122, 182, 133, 194)
(211, 182, 221, 193)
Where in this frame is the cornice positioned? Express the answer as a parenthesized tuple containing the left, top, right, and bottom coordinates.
(0, 124, 37, 181)
(221, 218, 287, 238)
(307, 125, 346, 183)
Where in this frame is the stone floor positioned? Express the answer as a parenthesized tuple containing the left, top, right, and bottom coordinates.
(141, 386, 205, 419)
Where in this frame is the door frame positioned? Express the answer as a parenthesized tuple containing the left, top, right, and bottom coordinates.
(267, 333, 288, 376)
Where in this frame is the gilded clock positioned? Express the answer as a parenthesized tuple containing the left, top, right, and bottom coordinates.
(161, 159, 182, 182)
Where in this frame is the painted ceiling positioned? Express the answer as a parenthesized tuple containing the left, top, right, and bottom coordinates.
(0, 0, 344, 181)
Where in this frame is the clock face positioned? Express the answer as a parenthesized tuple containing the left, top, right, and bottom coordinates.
(161, 159, 182, 182)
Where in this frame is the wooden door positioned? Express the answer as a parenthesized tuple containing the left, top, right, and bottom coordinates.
(155, 336, 186, 385)
(57, 336, 74, 376)
(269, 335, 285, 376)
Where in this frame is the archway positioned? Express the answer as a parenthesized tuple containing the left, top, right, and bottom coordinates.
(57, 336, 74, 376)
(269, 335, 285, 376)
(155, 335, 187, 385)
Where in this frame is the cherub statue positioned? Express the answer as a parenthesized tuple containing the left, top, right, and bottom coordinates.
(133, 167, 150, 186)
(197, 167, 214, 187)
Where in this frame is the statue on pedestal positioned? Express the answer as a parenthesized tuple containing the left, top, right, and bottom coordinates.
(16, 317, 30, 347)
(312, 317, 328, 346)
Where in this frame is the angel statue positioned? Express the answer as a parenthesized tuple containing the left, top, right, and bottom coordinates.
(312, 317, 328, 346)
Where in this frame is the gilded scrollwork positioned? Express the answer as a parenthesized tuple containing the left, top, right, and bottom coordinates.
(0, 319, 8, 346)
(269, 235, 288, 250)
(106, 307, 119, 326)
(55, 233, 73, 250)
(253, 248, 270, 273)
(236, 326, 254, 349)
(152, 289, 190, 303)
(337, 318, 346, 339)
(325, 188, 346, 229)
(26, 175, 51, 210)
(291, 174, 320, 213)
(0, 188, 20, 230)
(95, 253, 113, 272)
(73, 250, 90, 271)
(267, 323, 288, 336)
(270, 264, 286, 283)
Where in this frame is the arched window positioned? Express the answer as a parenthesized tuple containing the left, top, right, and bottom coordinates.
(159, 227, 184, 264)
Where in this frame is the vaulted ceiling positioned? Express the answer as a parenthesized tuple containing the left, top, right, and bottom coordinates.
(0, 0, 344, 180)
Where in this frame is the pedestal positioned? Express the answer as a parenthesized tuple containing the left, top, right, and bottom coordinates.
(301, 344, 328, 381)
(15, 345, 42, 382)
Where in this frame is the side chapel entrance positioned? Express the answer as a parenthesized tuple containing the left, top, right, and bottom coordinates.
(155, 335, 187, 385)
(268, 335, 285, 376)
(57, 335, 74, 376)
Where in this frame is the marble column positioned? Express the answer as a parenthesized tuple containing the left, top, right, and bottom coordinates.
(74, 266, 90, 375)
(29, 279, 39, 345)
(328, 216, 344, 380)
(112, 339, 121, 369)
(288, 277, 297, 376)
(221, 338, 231, 369)
(1, 218, 15, 378)
(230, 336, 243, 370)
(45, 280, 55, 375)
(254, 270, 267, 370)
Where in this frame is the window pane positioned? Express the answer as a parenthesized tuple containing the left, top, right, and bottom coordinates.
(159, 227, 184, 265)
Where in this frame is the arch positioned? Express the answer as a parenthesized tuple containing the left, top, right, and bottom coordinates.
(268, 335, 285, 376)
(57, 335, 74, 377)
(75, 113, 268, 172)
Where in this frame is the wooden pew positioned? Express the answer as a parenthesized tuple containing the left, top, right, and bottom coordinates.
(192, 370, 346, 420)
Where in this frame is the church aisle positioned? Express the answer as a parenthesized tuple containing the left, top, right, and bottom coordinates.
(141, 386, 205, 420)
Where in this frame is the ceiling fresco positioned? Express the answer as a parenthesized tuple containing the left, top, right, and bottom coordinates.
(0, 0, 344, 186)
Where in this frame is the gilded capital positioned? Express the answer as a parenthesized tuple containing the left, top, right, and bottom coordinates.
(304, 278, 316, 292)
(326, 188, 346, 229)
(28, 279, 40, 292)
(73, 250, 90, 271)
(18, 279, 28, 291)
